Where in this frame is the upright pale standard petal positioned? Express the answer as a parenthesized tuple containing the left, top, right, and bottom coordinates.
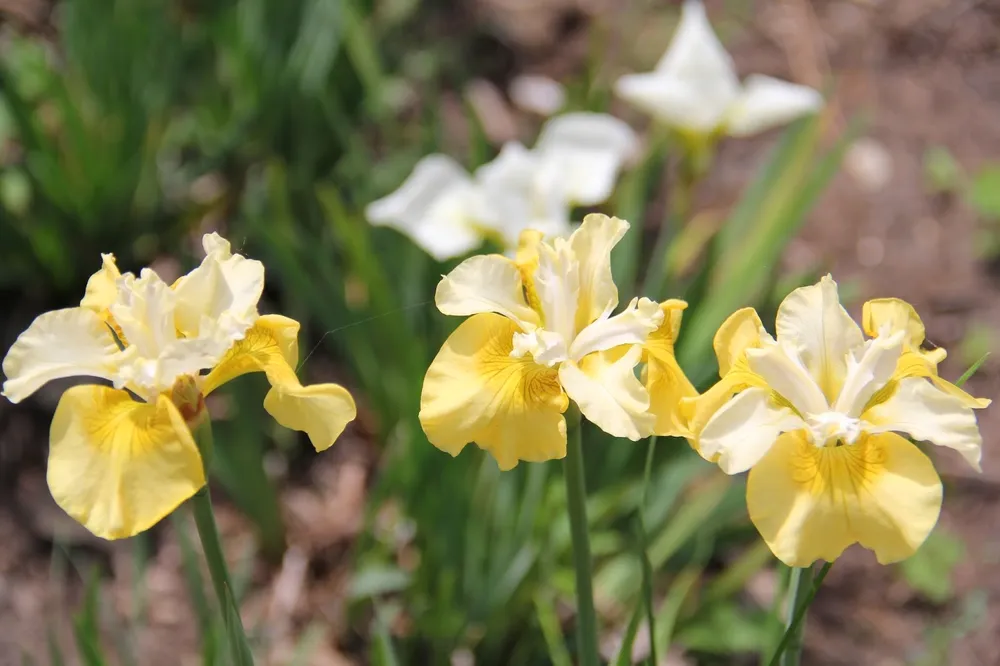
(47, 386, 205, 540)
(725, 75, 823, 137)
(569, 214, 629, 330)
(558, 345, 654, 441)
(615, 0, 740, 131)
(202, 315, 357, 451)
(80, 253, 123, 313)
(775, 275, 864, 401)
(420, 314, 569, 470)
(2, 308, 130, 403)
(747, 432, 942, 566)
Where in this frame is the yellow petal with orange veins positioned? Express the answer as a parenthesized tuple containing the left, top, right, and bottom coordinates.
(47, 386, 205, 540)
(203, 315, 356, 451)
(747, 431, 942, 566)
(419, 313, 568, 470)
(645, 300, 696, 437)
(81, 253, 123, 313)
(713, 307, 768, 376)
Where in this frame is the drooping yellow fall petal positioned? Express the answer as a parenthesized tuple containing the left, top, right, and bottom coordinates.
(47, 386, 205, 540)
(775, 275, 863, 401)
(558, 345, 654, 441)
(202, 315, 357, 451)
(645, 300, 696, 436)
(419, 313, 568, 470)
(746, 431, 942, 566)
(2, 308, 131, 403)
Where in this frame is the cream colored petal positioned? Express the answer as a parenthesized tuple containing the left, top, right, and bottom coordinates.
(534, 113, 639, 205)
(746, 342, 829, 417)
(569, 213, 629, 331)
(832, 332, 903, 418)
(532, 237, 581, 343)
(202, 315, 356, 451)
(747, 432, 942, 566)
(559, 345, 655, 441)
(48, 386, 205, 540)
(366, 154, 472, 229)
(615, 1, 739, 130)
(81, 253, 123, 312)
(434, 254, 539, 329)
(172, 233, 264, 346)
(680, 362, 767, 444)
(775, 275, 864, 402)
(699, 386, 805, 474)
(865, 376, 984, 472)
(713, 307, 769, 376)
(569, 297, 663, 361)
(725, 75, 823, 137)
(2, 307, 128, 403)
(419, 313, 568, 470)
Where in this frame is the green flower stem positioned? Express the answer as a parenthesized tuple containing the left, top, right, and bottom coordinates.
(563, 411, 599, 666)
(639, 436, 658, 666)
(191, 422, 255, 666)
(769, 562, 833, 666)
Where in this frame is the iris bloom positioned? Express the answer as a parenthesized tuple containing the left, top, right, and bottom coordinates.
(1, 234, 357, 539)
(365, 113, 638, 260)
(419, 214, 692, 469)
(682, 276, 989, 566)
(614, 1, 822, 138)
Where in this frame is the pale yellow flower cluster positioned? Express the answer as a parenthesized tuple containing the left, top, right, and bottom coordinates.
(420, 220, 990, 566)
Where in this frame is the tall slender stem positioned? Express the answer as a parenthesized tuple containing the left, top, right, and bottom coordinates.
(563, 413, 599, 666)
(768, 562, 833, 666)
(190, 422, 255, 666)
(639, 436, 658, 666)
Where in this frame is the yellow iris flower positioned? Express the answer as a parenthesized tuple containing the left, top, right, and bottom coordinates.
(419, 213, 693, 470)
(1, 234, 357, 540)
(682, 275, 989, 566)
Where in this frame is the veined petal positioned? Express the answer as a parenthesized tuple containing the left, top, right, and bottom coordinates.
(775, 275, 864, 402)
(746, 342, 829, 417)
(559, 345, 654, 441)
(419, 313, 568, 470)
(172, 233, 264, 346)
(832, 332, 903, 418)
(202, 315, 356, 451)
(714, 307, 770, 376)
(725, 75, 823, 137)
(569, 214, 629, 330)
(534, 113, 639, 205)
(747, 432, 941, 566)
(2, 307, 128, 403)
(864, 377, 984, 471)
(699, 386, 805, 474)
(48, 386, 205, 540)
(81, 253, 123, 312)
(645, 300, 697, 436)
(435, 255, 539, 329)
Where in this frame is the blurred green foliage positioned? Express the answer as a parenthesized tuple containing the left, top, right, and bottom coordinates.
(1, 1, 930, 665)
